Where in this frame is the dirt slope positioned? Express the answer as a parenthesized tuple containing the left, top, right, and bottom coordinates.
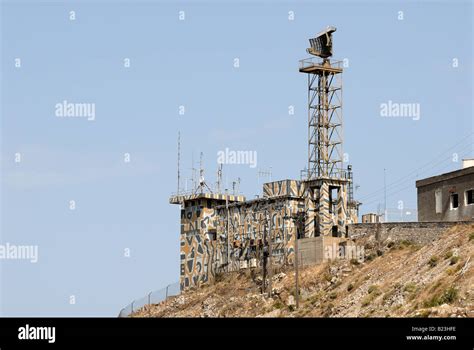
(132, 224, 474, 318)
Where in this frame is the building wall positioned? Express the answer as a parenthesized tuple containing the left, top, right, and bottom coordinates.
(179, 200, 222, 289)
(263, 180, 304, 198)
(417, 171, 474, 222)
(347, 221, 473, 245)
(178, 196, 305, 290)
(362, 213, 379, 223)
(298, 237, 324, 265)
(310, 179, 349, 237)
(176, 178, 352, 290)
(215, 197, 303, 269)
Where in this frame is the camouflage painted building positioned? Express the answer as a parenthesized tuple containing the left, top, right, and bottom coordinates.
(170, 178, 358, 290)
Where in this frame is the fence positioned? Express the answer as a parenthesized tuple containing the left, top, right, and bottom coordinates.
(118, 282, 180, 317)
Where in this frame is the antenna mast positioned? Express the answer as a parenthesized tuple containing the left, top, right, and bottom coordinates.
(177, 131, 181, 195)
(216, 163, 223, 193)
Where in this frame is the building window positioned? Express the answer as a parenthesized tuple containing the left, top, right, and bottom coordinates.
(207, 229, 217, 241)
(329, 186, 338, 214)
(466, 189, 474, 205)
(435, 189, 442, 214)
(450, 193, 459, 210)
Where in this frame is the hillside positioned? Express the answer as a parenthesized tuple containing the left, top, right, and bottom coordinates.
(132, 224, 474, 318)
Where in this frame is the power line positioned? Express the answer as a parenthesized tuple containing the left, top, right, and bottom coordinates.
(358, 135, 473, 202)
(360, 143, 472, 202)
(361, 147, 473, 207)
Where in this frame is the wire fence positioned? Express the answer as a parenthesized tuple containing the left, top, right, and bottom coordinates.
(118, 282, 180, 317)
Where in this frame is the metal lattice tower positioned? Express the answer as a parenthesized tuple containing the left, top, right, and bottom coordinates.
(299, 26, 343, 180)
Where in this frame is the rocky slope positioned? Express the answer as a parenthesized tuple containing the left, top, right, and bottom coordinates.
(132, 224, 474, 317)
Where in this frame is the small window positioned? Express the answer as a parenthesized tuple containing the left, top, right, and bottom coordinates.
(207, 230, 217, 241)
(450, 193, 459, 210)
(329, 186, 338, 214)
(466, 190, 474, 205)
(435, 189, 442, 214)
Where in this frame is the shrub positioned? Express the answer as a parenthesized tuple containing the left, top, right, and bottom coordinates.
(273, 300, 284, 309)
(400, 240, 412, 247)
(323, 273, 332, 282)
(368, 285, 379, 294)
(428, 256, 439, 268)
(361, 295, 372, 307)
(361, 289, 381, 307)
(424, 287, 458, 308)
(441, 287, 458, 304)
(450, 256, 460, 265)
(415, 309, 432, 318)
(444, 251, 453, 259)
(214, 272, 225, 283)
(350, 258, 360, 266)
(347, 283, 354, 292)
(404, 283, 417, 293)
(366, 253, 376, 262)
(469, 232, 474, 241)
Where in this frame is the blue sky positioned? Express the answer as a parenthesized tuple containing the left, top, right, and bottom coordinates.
(1, 0, 472, 316)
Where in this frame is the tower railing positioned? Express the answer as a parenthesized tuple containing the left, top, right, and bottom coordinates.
(299, 57, 343, 70)
(300, 168, 350, 181)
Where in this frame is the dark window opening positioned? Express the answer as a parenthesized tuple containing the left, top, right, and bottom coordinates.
(331, 225, 338, 237)
(314, 220, 320, 237)
(466, 190, 474, 205)
(208, 229, 217, 241)
(450, 193, 459, 209)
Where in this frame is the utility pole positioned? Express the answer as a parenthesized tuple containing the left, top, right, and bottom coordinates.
(285, 210, 304, 309)
(294, 213, 301, 309)
(283, 207, 287, 265)
(216, 163, 222, 193)
(225, 188, 230, 272)
(177, 132, 181, 195)
(261, 217, 267, 294)
(384, 168, 387, 223)
(267, 209, 273, 298)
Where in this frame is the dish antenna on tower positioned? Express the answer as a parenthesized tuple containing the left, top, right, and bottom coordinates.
(306, 26, 336, 58)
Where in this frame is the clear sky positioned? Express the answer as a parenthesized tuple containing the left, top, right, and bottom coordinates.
(1, 0, 472, 316)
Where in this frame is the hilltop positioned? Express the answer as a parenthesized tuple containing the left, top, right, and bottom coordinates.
(132, 224, 474, 318)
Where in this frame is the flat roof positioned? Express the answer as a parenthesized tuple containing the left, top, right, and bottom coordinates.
(215, 194, 303, 210)
(415, 166, 474, 188)
(169, 192, 245, 205)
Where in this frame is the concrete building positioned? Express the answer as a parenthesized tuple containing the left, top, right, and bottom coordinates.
(361, 213, 380, 223)
(416, 161, 474, 222)
(170, 178, 360, 290)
